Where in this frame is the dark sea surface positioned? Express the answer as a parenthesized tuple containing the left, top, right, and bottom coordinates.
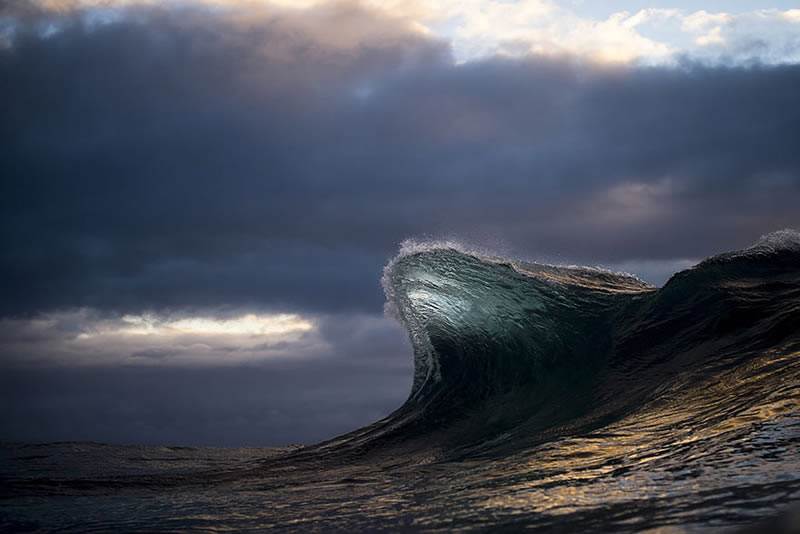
(2, 231, 800, 532)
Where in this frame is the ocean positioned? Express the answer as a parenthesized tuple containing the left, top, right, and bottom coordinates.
(2, 230, 799, 532)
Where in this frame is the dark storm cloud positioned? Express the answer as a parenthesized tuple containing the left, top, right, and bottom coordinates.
(2, 3, 799, 317)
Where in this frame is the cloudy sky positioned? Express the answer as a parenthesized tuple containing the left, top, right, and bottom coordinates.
(1, 0, 798, 446)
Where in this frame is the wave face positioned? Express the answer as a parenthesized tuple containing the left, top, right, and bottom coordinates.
(4, 231, 800, 533)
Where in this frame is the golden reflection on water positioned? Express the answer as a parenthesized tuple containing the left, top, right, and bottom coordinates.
(470, 349, 800, 521)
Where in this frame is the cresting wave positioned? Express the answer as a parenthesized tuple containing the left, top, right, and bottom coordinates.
(356, 229, 800, 458)
(381, 239, 653, 402)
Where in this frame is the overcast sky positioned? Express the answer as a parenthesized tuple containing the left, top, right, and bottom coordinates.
(1, 0, 799, 446)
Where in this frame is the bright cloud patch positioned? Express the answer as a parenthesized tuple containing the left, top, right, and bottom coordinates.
(79, 313, 313, 338)
(0, 311, 321, 366)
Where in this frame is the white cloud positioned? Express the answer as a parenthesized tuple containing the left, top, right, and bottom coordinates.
(695, 25, 724, 46)
(782, 9, 800, 22)
(681, 10, 732, 32)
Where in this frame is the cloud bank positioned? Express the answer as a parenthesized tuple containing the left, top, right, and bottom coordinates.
(2, 2, 798, 319)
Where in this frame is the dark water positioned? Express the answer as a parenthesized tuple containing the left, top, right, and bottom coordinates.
(2, 231, 800, 532)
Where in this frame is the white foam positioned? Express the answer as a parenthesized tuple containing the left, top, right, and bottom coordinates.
(748, 228, 800, 254)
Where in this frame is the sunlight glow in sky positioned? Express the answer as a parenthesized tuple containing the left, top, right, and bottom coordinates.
(77, 313, 314, 339)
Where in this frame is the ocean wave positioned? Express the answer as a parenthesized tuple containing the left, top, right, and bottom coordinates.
(374, 230, 800, 457)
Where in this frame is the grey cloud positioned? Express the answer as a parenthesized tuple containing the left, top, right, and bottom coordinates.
(313, 313, 411, 362)
(1, 3, 799, 319)
(246, 341, 291, 352)
(129, 347, 179, 360)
